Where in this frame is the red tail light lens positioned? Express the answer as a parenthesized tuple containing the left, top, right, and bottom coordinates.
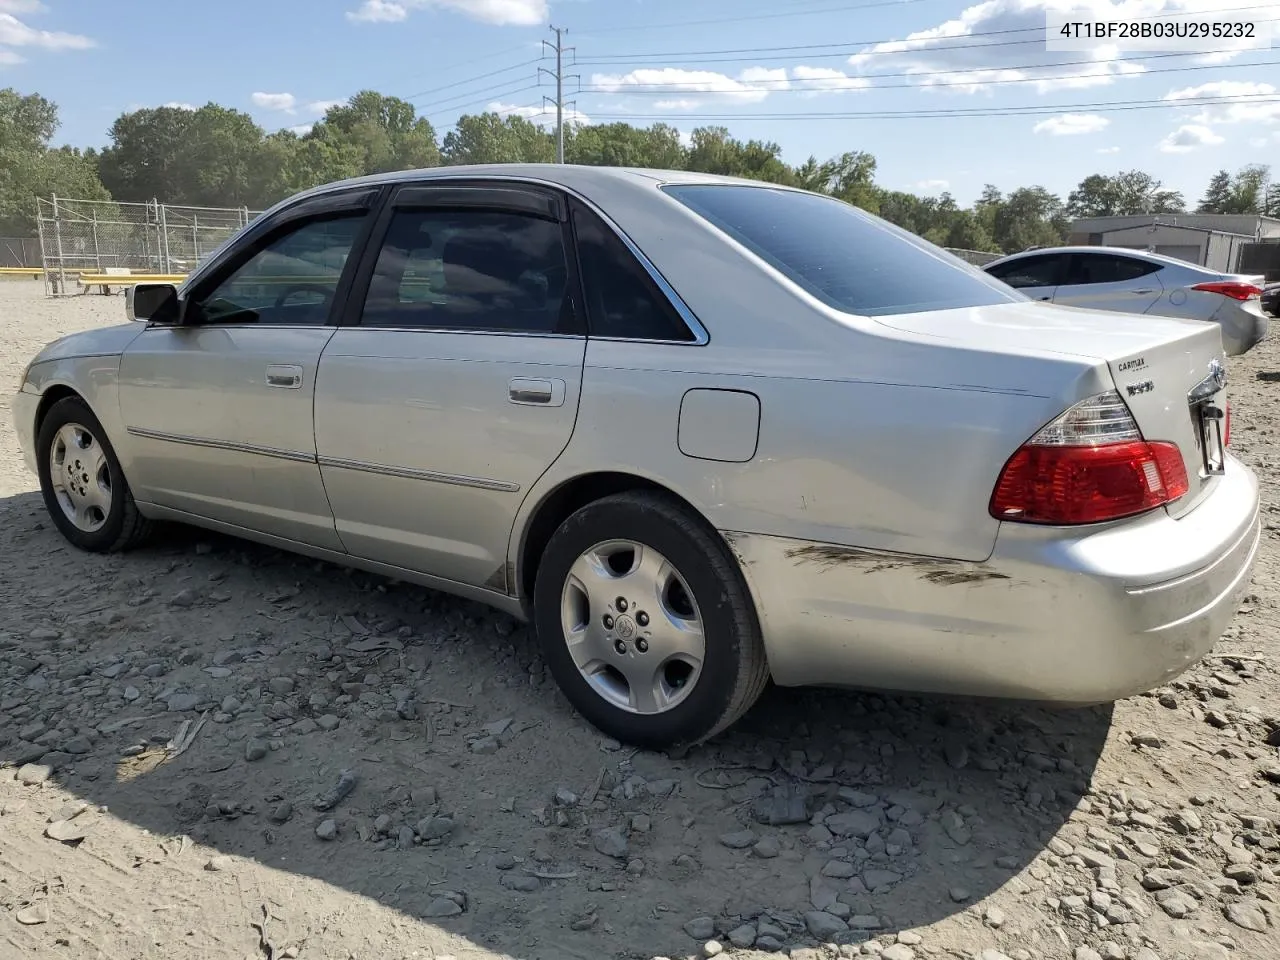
(990, 390, 1190, 525)
(990, 441, 1190, 524)
(1191, 281, 1262, 301)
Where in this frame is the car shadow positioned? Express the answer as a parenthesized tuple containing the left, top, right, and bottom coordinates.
(0, 489, 1112, 959)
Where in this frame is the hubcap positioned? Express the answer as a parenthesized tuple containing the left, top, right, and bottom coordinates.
(49, 422, 111, 533)
(560, 539, 705, 715)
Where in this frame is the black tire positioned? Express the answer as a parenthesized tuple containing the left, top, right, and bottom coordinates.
(36, 396, 153, 553)
(533, 491, 769, 750)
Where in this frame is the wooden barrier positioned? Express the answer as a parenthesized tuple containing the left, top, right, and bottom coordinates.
(77, 273, 189, 295)
(0, 267, 44, 278)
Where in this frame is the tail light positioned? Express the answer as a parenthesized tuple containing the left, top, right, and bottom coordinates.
(1190, 281, 1262, 301)
(990, 391, 1190, 525)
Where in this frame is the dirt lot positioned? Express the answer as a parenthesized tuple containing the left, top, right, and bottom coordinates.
(1, 280, 1279, 960)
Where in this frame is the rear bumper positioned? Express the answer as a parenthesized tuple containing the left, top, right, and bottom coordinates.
(731, 454, 1260, 703)
(1216, 301, 1269, 356)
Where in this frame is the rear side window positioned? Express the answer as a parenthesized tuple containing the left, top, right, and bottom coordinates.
(661, 184, 1021, 316)
(986, 254, 1070, 289)
(571, 200, 695, 342)
(1066, 253, 1161, 286)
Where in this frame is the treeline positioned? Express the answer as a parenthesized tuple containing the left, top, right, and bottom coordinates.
(2, 87, 1277, 254)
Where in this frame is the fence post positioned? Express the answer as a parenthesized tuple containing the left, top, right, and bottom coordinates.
(36, 200, 51, 295)
(52, 194, 67, 296)
(91, 206, 102, 271)
(159, 202, 172, 274)
(193, 213, 200, 265)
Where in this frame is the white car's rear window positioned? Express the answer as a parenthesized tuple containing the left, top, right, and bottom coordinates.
(662, 184, 1023, 317)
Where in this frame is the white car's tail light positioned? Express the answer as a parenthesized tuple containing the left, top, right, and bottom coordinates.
(990, 391, 1189, 525)
(1191, 281, 1262, 301)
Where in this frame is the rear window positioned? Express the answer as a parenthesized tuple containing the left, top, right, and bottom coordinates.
(661, 184, 1022, 317)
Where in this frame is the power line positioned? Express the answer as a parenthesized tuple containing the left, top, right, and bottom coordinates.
(418, 83, 544, 118)
(578, 56, 1279, 96)
(584, 91, 1280, 122)
(400, 59, 543, 102)
(580, 12, 1280, 65)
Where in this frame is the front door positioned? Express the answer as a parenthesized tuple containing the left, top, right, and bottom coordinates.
(314, 182, 587, 590)
(117, 193, 376, 549)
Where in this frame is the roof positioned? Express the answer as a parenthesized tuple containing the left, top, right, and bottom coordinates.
(1096, 222, 1254, 239)
(984, 245, 1219, 272)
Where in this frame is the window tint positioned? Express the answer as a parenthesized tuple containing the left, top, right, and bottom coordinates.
(662, 184, 1021, 316)
(193, 215, 364, 326)
(987, 254, 1068, 289)
(572, 201, 695, 341)
(1066, 253, 1161, 286)
(359, 209, 571, 334)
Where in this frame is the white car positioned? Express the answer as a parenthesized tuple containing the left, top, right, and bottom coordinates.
(13, 166, 1261, 748)
(983, 246, 1268, 356)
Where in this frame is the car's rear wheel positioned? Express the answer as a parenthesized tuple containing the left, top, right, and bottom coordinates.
(533, 491, 768, 750)
(36, 396, 152, 553)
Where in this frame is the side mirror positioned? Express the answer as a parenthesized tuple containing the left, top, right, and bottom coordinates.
(127, 282, 182, 324)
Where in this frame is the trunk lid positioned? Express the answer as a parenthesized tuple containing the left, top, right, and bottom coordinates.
(875, 300, 1228, 518)
(1103, 320, 1227, 518)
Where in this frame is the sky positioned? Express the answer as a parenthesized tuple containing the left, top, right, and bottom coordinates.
(3, 0, 1280, 207)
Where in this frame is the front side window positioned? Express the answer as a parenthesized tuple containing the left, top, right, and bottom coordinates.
(192, 215, 365, 325)
(988, 254, 1069, 289)
(1065, 253, 1161, 286)
(662, 184, 1022, 316)
(572, 201, 695, 341)
(359, 208, 571, 334)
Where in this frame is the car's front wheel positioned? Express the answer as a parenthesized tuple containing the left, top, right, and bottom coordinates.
(533, 491, 768, 750)
(36, 396, 153, 553)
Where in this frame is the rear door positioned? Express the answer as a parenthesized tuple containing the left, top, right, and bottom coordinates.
(313, 181, 587, 591)
(984, 253, 1069, 302)
(1054, 252, 1164, 314)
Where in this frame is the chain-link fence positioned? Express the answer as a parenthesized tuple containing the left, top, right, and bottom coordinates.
(37, 196, 261, 295)
(944, 247, 1002, 267)
(0, 237, 42, 268)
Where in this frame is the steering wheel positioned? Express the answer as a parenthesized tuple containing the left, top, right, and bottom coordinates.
(273, 283, 335, 310)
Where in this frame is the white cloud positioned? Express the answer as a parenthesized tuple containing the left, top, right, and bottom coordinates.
(1097, 145, 1121, 154)
(347, 0, 547, 26)
(488, 99, 591, 127)
(0, 11, 92, 50)
(0, 46, 20, 63)
(163, 101, 197, 111)
(1163, 80, 1280, 125)
(1159, 123, 1225, 153)
(841, 0, 1256, 95)
(791, 65, 871, 95)
(287, 123, 315, 135)
(308, 99, 346, 115)
(592, 66, 789, 104)
(0, 1, 45, 12)
(1032, 112, 1110, 135)
(914, 179, 950, 191)
(654, 98, 700, 110)
(252, 91, 298, 113)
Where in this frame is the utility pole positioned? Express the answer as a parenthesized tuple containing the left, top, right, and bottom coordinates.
(540, 25, 577, 163)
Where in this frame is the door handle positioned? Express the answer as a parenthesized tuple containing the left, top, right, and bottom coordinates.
(266, 364, 303, 389)
(1132, 288, 1156, 295)
(509, 377, 566, 407)
(1038, 296, 1051, 301)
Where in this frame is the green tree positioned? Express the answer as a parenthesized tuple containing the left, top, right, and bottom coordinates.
(442, 112, 554, 165)
(1067, 170, 1184, 218)
(1197, 170, 1234, 213)
(0, 88, 111, 235)
(567, 121, 685, 169)
(306, 91, 439, 175)
(992, 186, 1067, 253)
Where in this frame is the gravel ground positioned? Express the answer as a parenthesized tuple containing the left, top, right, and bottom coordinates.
(2, 279, 1279, 960)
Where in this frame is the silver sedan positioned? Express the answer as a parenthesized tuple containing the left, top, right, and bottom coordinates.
(983, 245, 1269, 356)
(13, 166, 1261, 749)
